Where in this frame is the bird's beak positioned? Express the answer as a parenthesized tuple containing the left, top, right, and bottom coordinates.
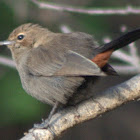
(0, 40, 15, 46)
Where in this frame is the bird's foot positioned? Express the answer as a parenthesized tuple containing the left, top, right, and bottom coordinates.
(33, 102, 60, 129)
(34, 119, 50, 129)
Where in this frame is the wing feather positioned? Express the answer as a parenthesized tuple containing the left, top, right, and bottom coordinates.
(26, 47, 106, 77)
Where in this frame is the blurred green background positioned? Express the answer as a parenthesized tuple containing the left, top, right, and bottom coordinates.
(0, 0, 140, 140)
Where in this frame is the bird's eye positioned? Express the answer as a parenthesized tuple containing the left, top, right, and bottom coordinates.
(17, 34, 24, 40)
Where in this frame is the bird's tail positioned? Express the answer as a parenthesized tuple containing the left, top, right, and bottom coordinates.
(97, 28, 140, 53)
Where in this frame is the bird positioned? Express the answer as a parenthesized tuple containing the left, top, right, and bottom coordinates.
(0, 23, 140, 128)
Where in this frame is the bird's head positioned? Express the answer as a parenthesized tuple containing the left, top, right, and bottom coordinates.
(0, 23, 51, 62)
(8, 23, 50, 49)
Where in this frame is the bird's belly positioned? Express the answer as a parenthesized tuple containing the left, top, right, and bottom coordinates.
(20, 74, 84, 106)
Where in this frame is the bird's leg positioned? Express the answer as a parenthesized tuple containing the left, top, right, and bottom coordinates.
(34, 102, 60, 129)
(44, 102, 60, 124)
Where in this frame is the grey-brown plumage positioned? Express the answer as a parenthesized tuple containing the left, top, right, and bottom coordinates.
(7, 23, 104, 106)
(1, 23, 140, 128)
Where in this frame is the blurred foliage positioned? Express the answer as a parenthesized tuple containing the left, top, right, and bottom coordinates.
(70, 14, 109, 40)
(0, 1, 15, 40)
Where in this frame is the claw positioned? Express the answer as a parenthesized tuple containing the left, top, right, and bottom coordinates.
(33, 119, 50, 129)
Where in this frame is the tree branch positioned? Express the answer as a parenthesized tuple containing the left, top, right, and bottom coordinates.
(20, 74, 140, 140)
(30, 0, 140, 15)
(0, 56, 16, 68)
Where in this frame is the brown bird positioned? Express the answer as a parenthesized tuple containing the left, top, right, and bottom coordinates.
(0, 23, 140, 128)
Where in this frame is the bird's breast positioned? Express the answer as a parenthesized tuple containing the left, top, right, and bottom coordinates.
(17, 64, 84, 106)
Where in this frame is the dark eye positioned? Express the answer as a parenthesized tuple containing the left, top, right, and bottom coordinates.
(17, 34, 24, 40)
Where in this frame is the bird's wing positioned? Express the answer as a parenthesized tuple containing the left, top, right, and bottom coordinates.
(53, 50, 106, 76)
(26, 47, 106, 77)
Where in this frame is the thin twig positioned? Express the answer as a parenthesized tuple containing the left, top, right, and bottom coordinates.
(0, 56, 16, 68)
(111, 65, 140, 74)
(30, 0, 140, 15)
